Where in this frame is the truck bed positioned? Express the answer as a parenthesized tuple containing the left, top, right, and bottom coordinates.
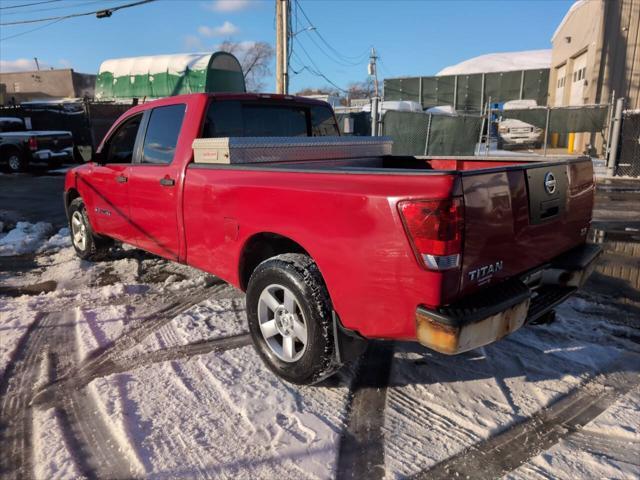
(190, 154, 589, 175)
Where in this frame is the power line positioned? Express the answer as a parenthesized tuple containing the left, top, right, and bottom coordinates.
(294, 0, 369, 63)
(2, 0, 118, 17)
(1, 0, 156, 26)
(1, 17, 65, 41)
(290, 51, 348, 94)
(0, 0, 61, 10)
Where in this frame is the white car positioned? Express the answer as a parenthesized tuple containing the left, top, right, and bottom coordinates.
(497, 118, 543, 150)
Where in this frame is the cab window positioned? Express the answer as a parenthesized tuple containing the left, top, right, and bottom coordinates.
(104, 114, 142, 164)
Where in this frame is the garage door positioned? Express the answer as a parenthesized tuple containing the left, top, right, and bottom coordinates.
(569, 53, 587, 106)
(555, 65, 566, 106)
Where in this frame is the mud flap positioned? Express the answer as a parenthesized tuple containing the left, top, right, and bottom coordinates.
(332, 311, 368, 365)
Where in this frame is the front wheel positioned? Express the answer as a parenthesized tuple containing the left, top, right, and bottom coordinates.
(68, 198, 113, 260)
(246, 253, 339, 385)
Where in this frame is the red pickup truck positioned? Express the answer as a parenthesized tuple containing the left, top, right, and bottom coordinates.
(64, 93, 600, 384)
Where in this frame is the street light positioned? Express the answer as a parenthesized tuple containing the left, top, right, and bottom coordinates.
(291, 26, 315, 38)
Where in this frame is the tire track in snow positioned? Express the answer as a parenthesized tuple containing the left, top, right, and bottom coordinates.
(33, 285, 232, 406)
(336, 342, 394, 480)
(0, 311, 49, 480)
(413, 353, 640, 480)
(55, 309, 143, 479)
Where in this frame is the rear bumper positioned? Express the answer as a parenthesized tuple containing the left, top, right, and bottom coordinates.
(29, 147, 73, 164)
(416, 243, 602, 355)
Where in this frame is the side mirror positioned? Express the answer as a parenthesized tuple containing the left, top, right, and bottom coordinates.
(93, 148, 106, 164)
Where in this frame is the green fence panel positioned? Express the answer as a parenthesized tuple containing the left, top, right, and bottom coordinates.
(382, 110, 429, 155)
(523, 69, 549, 106)
(456, 74, 483, 113)
(381, 110, 482, 156)
(383, 79, 402, 101)
(499, 108, 548, 128)
(384, 69, 550, 113)
(500, 106, 609, 133)
(485, 71, 521, 104)
(427, 115, 482, 156)
(549, 106, 609, 133)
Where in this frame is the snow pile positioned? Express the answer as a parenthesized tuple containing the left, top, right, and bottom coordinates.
(437, 50, 551, 76)
(426, 105, 457, 116)
(0, 221, 53, 256)
(37, 227, 71, 253)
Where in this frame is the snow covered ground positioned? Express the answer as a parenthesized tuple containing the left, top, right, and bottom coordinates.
(1, 222, 639, 479)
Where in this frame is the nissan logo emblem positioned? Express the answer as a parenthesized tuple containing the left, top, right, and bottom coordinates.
(544, 172, 557, 195)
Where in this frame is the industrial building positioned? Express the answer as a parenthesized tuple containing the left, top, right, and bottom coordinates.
(0, 68, 95, 104)
(549, 0, 639, 109)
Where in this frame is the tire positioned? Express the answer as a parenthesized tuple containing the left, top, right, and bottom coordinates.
(68, 197, 113, 260)
(5, 149, 28, 173)
(246, 253, 339, 385)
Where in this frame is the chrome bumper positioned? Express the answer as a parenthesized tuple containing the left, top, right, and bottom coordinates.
(416, 243, 602, 355)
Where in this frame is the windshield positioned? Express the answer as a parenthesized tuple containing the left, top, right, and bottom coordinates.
(202, 100, 339, 138)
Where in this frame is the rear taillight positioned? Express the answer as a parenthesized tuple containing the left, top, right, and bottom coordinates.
(28, 137, 38, 151)
(398, 198, 464, 271)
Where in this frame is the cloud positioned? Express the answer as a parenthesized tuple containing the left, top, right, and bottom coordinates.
(58, 59, 72, 68)
(183, 34, 205, 50)
(198, 21, 239, 37)
(207, 0, 252, 12)
(0, 58, 45, 73)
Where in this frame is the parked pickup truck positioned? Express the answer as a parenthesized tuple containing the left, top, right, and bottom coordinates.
(63, 93, 600, 384)
(0, 116, 74, 172)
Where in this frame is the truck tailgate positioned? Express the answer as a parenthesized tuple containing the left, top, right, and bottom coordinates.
(459, 157, 594, 297)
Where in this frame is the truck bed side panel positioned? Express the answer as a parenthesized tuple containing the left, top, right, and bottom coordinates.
(182, 167, 458, 339)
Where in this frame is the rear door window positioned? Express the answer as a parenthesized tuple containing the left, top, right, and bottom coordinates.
(203, 101, 338, 138)
(141, 104, 186, 164)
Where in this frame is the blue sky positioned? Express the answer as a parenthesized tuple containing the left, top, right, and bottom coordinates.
(0, 0, 573, 92)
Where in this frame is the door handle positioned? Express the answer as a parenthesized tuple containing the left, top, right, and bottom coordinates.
(115, 175, 128, 183)
(160, 176, 175, 187)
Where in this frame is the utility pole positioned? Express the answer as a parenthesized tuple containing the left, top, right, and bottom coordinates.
(368, 48, 380, 136)
(368, 47, 379, 97)
(33, 57, 40, 71)
(275, 0, 290, 94)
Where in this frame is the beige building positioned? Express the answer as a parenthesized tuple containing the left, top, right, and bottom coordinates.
(549, 0, 639, 109)
(0, 68, 95, 104)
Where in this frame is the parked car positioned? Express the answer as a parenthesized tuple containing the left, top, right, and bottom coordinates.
(497, 99, 544, 150)
(497, 118, 543, 149)
(0, 116, 74, 172)
(63, 93, 600, 385)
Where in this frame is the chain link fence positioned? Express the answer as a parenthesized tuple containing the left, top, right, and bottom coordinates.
(618, 111, 640, 177)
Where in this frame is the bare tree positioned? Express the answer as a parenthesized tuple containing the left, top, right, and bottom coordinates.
(219, 40, 275, 92)
(346, 79, 374, 100)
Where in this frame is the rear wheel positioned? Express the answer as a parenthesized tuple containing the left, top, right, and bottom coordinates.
(6, 151, 28, 173)
(246, 253, 339, 384)
(68, 198, 113, 260)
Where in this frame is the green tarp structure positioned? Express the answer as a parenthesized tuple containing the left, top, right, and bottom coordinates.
(384, 69, 550, 113)
(382, 110, 482, 156)
(95, 52, 245, 101)
(499, 105, 609, 133)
